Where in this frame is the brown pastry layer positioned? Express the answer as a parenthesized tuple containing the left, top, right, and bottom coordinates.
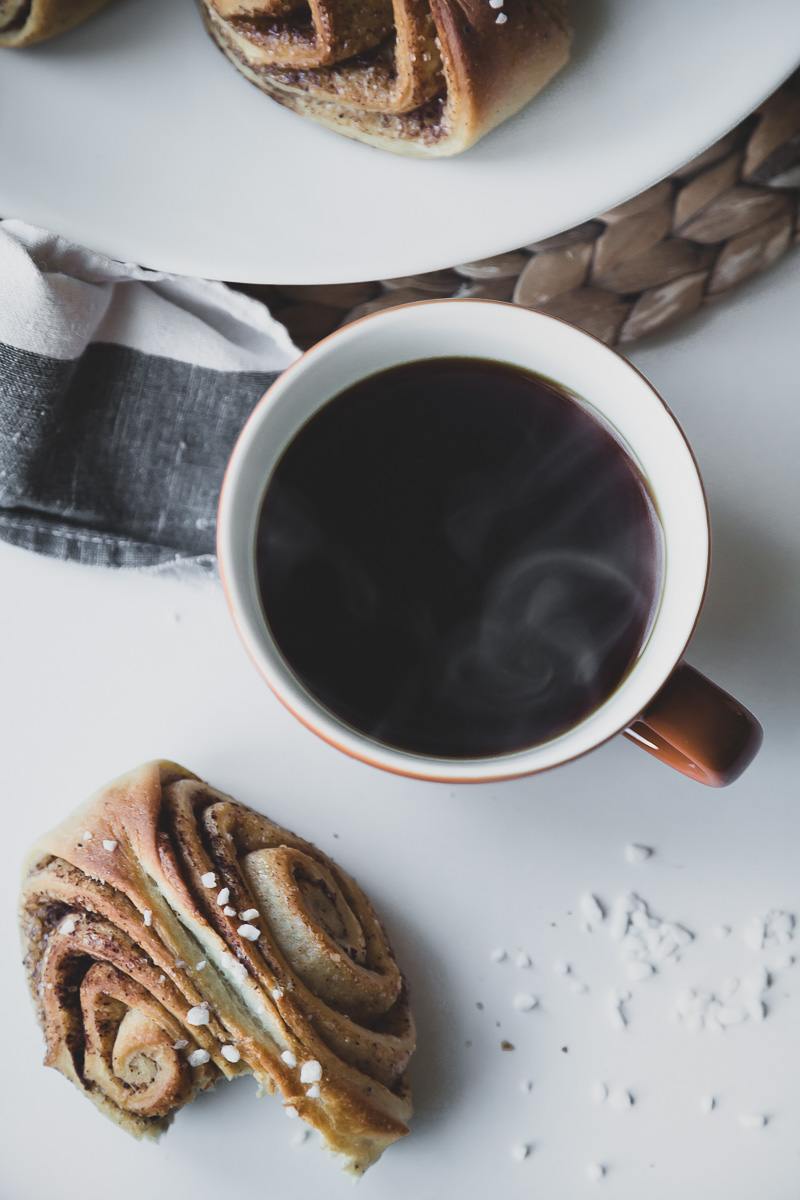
(0, 0, 112, 46)
(20, 761, 414, 1173)
(202, 0, 572, 156)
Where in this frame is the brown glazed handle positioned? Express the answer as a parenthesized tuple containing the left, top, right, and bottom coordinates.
(623, 662, 763, 787)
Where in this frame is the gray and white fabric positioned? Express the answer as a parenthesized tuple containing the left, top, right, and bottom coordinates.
(0, 220, 298, 568)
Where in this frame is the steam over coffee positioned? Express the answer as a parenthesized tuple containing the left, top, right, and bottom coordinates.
(256, 358, 661, 759)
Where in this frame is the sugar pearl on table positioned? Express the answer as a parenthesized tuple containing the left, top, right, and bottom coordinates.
(306, 1084, 321, 1099)
(300, 1060, 322, 1084)
(188, 1049, 210, 1067)
(201, 871, 216, 888)
(281, 1050, 297, 1068)
(738, 1113, 767, 1129)
(700, 1095, 716, 1114)
(102, 839, 117, 852)
(580, 893, 605, 928)
(240, 908, 259, 922)
(490, 947, 507, 963)
(217, 887, 230, 907)
(238, 923, 260, 941)
(585, 1163, 606, 1182)
(173, 1039, 188, 1050)
(221, 1044, 241, 1063)
(515, 951, 532, 968)
(511, 1143, 530, 1162)
(513, 993, 539, 1012)
(624, 843, 653, 864)
(143, 909, 152, 927)
(187, 1004, 210, 1026)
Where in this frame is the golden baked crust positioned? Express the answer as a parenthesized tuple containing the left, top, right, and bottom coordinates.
(202, 0, 572, 156)
(20, 761, 414, 1173)
(0, 0, 113, 47)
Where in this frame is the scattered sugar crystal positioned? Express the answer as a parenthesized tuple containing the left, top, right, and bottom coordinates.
(495, 11, 507, 22)
(195, 960, 207, 972)
(609, 1088, 634, 1110)
(223, 906, 236, 917)
(511, 1143, 530, 1162)
(627, 961, 654, 982)
(291, 1128, 310, 1147)
(712, 924, 732, 939)
(221, 1044, 241, 1063)
(306, 1083, 321, 1099)
(743, 966, 770, 994)
(238, 923, 260, 941)
(281, 1050, 297, 1068)
(488, 0, 503, 7)
(172, 1039, 188, 1050)
(553, 960, 571, 976)
(187, 1004, 210, 1026)
(585, 1163, 606, 1182)
(217, 887, 230, 907)
(102, 839, 117, 852)
(272, 987, 285, 1001)
(201, 872, 216, 888)
(240, 908, 260, 922)
(520, 1079, 534, 1094)
(513, 993, 539, 1012)
(188, 1048, 210, 1067)
(624, 843, 653, 864)
(515, 951, 532, 968)
(580, 893, 605, 928)
(591, 1081, 608, 1104)
(700, 1095, 716, 1114)
(490, 947, 508, 963)
(300, 1060, 322, 1084)
(59, 915, 77, 935)
(738, 1113, 767, 1129)
(285, 1106, 299, 1119)
(570, 979, 590, 995)
(142, 909, 152, 927)
(83, 831, 93, 841)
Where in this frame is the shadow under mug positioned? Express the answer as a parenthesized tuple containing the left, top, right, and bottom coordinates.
(217, 300, 762, 787)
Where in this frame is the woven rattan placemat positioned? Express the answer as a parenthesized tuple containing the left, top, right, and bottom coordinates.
(248, 70, 800, 351)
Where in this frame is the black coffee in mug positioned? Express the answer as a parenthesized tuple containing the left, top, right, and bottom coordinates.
(255, 358, 662, 759)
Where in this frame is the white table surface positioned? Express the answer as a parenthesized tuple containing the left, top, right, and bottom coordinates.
(1, 256, 799, 1200)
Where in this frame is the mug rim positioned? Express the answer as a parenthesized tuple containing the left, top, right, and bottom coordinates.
(217, 298, 711, 783)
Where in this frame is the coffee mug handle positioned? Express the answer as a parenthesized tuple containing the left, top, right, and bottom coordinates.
(623, 662, 762, 787)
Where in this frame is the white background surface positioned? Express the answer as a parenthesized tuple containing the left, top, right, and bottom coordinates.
(2, 0, 800, 282)
(1, 255, 800, 1199)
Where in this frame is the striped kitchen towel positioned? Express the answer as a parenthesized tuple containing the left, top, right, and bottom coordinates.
(0, 219, 298, 568)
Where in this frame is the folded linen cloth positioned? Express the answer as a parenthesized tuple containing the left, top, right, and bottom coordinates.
(0, 220, 298, 568)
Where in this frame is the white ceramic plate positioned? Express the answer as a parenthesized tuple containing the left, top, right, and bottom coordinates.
(2, 0, 799, 283)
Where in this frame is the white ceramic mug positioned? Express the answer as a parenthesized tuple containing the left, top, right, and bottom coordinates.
(218, 300, 761, 787)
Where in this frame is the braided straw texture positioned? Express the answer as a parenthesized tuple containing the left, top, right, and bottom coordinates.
(259, 70, 800, 350)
